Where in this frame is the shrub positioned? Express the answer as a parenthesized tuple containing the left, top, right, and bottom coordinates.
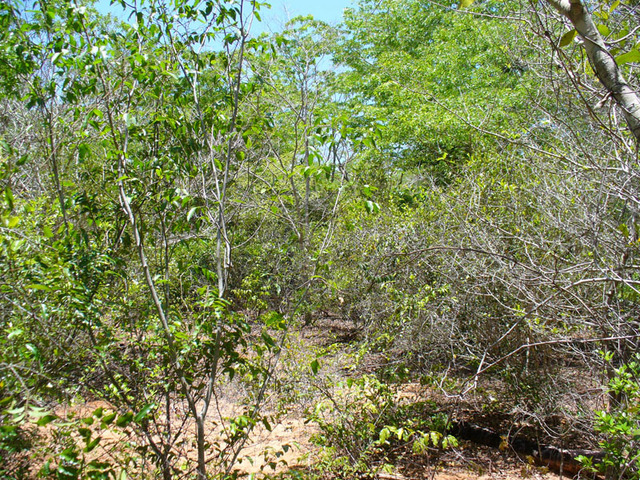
(579, 354, 640, 480)
(306, 374, 457, 477)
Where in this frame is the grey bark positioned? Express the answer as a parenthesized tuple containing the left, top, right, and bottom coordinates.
(546, 0, 640, 141)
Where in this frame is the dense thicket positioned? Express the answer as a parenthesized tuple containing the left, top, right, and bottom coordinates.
(1, 0, 639, 478)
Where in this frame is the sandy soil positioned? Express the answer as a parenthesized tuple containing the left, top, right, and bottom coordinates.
(20, 318, 586, 480)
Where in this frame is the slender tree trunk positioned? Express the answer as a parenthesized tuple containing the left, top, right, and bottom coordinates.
(546, 0, 640, 141)
(44, 110, 68, 231)
(196, 416, 207, 480)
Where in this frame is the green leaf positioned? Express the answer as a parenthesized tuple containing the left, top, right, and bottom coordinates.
(303, 166, 313, 178)
(616, 49, 640, 65)
(59, 447, 78, 463)
(25, 344, 39, 357)
(36, 414, 57, 426)
(84, 436, 101, 453)
(81, 416, 94, 425)
(7, 329, 23, 340)
(619, 223, 630, 238)
(459, 0, 475, 9)
(4, 186, 14, 209)
(559, 29, 577, 47)
(264, 312, 285, 330)
(310, 359, 320, 375)
(101, 412, 116, 426)
(379, 427, 390, 444)
(115, 412, 133, 427)
(78, 144, 90, 160)
(262, 417, 272, 431)
(261, 331, 276, 349)
(443, 435, 458, 448)
(78, 427, 91, 440)
(594, 9, 609, 20)
(134, 404, 155, 423)
(364, 200, 380, 214)
(597, 24, 610, 36)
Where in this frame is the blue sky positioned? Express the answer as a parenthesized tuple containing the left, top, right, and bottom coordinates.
(96, 0, 356, 31)
(257, 0, 355, 28)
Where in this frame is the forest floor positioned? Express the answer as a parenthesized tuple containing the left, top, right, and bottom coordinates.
(29, 317, 600, 480)
(224, 317, 588, 480)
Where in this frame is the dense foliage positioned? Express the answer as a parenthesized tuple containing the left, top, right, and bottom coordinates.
(1, 0, 639, 478)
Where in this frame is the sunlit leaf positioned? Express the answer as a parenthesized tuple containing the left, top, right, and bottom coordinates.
(616, 49, 640, 65)
(84, 436, 101, 453)
(7, 329, 23, 340)
(115, 412, 133, 427)
(310, 359, 320, 375)
(134, 404, 155, 423)
(101, 412, 116, 426)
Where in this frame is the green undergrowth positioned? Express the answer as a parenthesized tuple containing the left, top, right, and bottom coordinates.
(305, 374, 457, 478)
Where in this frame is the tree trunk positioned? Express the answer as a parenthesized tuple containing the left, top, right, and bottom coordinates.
(196, 416, 207, 480)
(546, 0, 640, 141)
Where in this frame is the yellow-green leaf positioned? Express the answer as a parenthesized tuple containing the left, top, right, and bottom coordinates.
(310, 359, 320, 375)
(134, 404, 155, 423)
(597, 24, 610, 36)
(616, 49, 640, 65)
(459, 0, 475, 8)
(559, 29, 577, 47)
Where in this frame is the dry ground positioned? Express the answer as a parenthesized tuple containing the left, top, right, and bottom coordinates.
(12, 317, 599, 480)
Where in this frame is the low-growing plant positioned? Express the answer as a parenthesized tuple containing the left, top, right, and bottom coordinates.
(306, 374, 457, 477)
(0, 399, 140, 480)
(578, 354, 640, 480)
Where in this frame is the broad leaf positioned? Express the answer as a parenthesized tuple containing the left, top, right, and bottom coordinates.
(559, 29, 577, 47)
(116, 412, 133, 427)
(310, 359, 320, 375)
(616, 49, 640, 65)
(36, 414, 57, 427)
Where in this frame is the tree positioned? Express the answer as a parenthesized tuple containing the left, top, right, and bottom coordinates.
(0, 0, 286, 478)
(335, 0, 533, 186)
(327, 0, 640, 436)
(546, 0, 640, 140)
(232, 16, 355, 322)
